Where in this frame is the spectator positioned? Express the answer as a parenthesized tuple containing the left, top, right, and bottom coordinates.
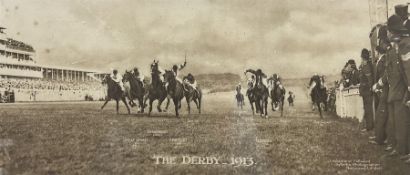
(359, 48, 374, 132)
(341, 59, 360, 88)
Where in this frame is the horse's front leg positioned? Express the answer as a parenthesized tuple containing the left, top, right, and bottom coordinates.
(116, 100, 119, 115)
(264, 99, 268, 118)
(186, 97, 191, 115)
(164, 96, 170, 112)
(174, 99, 180, 117)
(121, 97, 131, 114)
(271, 98, 275, 111)
(157, 98, 165, 112)
(250, 101, 255, 115)
(101, 98, 110, 110)
(193, 98, 200, 113)
(138, 97, 144, 113)
(148, 98, 153, 116)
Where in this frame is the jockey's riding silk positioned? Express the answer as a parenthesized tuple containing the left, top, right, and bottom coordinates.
(110, 73, 125, 91)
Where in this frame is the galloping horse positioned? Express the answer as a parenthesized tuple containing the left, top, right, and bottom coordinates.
(163, 70, 185, 117)
(236, 90, 245, 109)
(101, 75, 130, 114)
(145, 60, 168, 116)
(183, 78, 202, 114)
(309, 75, 328, 118)
(255, 82, 269, 118)
(123, 71, 145, 113)
(270, 81, 286, 117)
(246, 81, 258, 115)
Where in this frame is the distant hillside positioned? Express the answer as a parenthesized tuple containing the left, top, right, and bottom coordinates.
(195, 73, 241, 93)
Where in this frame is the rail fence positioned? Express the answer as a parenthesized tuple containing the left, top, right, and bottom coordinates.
(1, 89, 106, 102)
(335, 85, 364, 122)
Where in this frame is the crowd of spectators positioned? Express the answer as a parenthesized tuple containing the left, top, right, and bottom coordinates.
(0, 78, 104, 91)
(340, 59, 360, 88)
(5, 38, 35, 52)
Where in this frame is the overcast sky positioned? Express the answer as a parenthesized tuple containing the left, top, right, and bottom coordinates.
(0, 0, 408, 78)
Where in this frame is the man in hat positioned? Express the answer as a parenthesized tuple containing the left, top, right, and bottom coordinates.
(375, 13, 410, 160)
(396, 25, 410, 163)
(359, 48, 374, 132)
(371, 45, 389, 146)
(341, 59, 359, 87)
(395, 4, 409, 21)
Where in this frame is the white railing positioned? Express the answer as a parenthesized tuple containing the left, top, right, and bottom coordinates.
(335, 85, 364, 122)
(9, 89, 106, 102)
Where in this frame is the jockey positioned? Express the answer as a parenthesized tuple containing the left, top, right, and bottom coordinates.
(308, 73, 321, 95)
(245, 69, 267, 88)
(183, 73, 198, 93)
(267, 74, 282, 88)
(248, 75, 256, 88)
(267, 73, 284, 98)
(172, 60, 187, 83)
(236, 83, 242, 93)
(133, 67, 145, 86)
(110, 69, 125, 91)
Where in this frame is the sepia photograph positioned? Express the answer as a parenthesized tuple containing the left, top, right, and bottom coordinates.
(1, 0, 410, 174)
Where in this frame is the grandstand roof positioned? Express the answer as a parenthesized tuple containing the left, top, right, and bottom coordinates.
(41, 64, 104, 73)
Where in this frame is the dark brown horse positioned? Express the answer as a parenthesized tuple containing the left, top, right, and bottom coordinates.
(309, 76, 328, 118)
(145, 61, 168, 116)
(123, 71, 145, 113)
(270, 83, 286, 117)
(101, 75, 130, 114)
(163, 70, 185, 117)
(255, 83, 269, 118)
(246, 81, 259, 115)
(183, 79, 202, 114)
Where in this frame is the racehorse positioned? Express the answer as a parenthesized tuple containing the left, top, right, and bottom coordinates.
(236, 91, 245, 109)
(123, 71, 145, 113)
(183, 79, 202, 114)
(309, 76, 328, 118)
(163, 70, 185, 117)
(254, 83, 269, 118)
(270, 82, 286, 117)
(145, 60, 168, 116)
(101, 75, 130, 114)
(246, 81, 259, 115)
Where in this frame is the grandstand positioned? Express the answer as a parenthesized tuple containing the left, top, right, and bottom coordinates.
(0, 27, 106, 102)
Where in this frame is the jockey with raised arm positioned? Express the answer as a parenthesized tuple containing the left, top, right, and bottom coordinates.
(110, 69, 125, 91)
(172, 60, 187, 83)
(245, 69, 267, 88)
